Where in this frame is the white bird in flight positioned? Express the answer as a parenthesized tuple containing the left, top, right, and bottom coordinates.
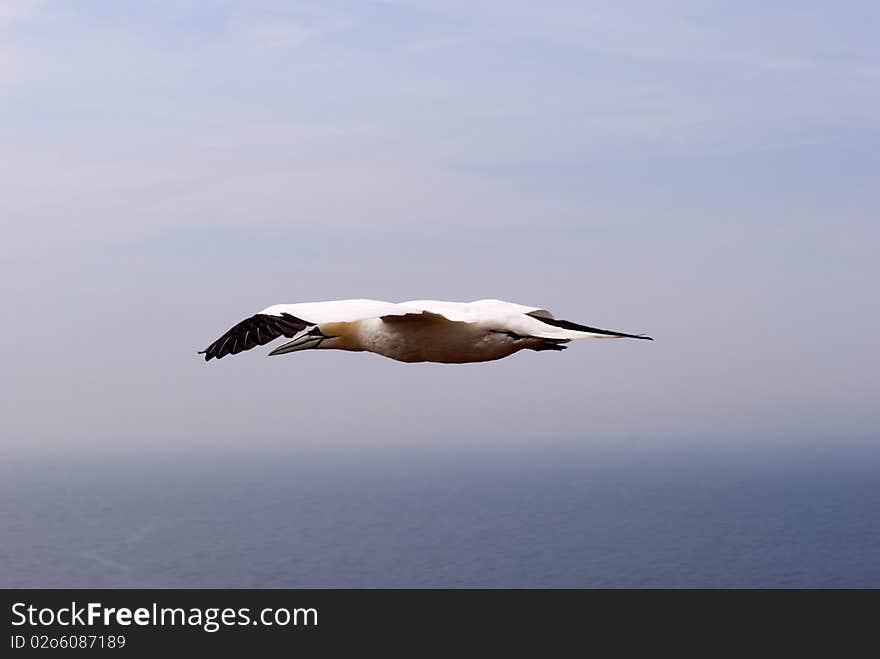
(199, 298, 652, 364)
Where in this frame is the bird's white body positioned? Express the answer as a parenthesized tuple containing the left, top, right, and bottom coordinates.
(324, 314, 528, 363)
(200, 298, 651, 364)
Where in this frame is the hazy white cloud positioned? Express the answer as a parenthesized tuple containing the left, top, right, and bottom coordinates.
(0, 0, 44, 27)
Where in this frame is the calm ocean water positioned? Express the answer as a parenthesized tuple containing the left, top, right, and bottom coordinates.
(2, 440, 878, 588)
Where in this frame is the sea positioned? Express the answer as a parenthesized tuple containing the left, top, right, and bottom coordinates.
(2, 438, 878, 588)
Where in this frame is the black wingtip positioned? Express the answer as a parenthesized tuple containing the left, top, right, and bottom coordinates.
(199, 312, 310, 363)
(527, 312, 653, 341)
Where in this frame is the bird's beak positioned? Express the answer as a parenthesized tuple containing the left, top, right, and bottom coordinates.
(268, 329, 326, 356)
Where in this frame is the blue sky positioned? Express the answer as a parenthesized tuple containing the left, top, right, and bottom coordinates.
(1, 1, 877, 453)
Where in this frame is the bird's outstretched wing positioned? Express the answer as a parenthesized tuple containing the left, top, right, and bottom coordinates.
(199, 312, 311, 361)
(261, 299, 421, 324)
(199, 299, 421, 361)
(524, 312, 652, 340)
(404, 298, 553, 322)
(405, 299, 652, 340)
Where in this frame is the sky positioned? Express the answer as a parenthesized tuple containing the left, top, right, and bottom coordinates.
(1, 0, 877, 454)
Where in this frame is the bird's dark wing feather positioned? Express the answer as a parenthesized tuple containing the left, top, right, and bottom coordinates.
(199, 313, 311, 361)
(526, 312, 653, 340)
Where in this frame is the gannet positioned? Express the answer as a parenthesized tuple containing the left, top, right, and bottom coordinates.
(199, 299, 652, 364)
